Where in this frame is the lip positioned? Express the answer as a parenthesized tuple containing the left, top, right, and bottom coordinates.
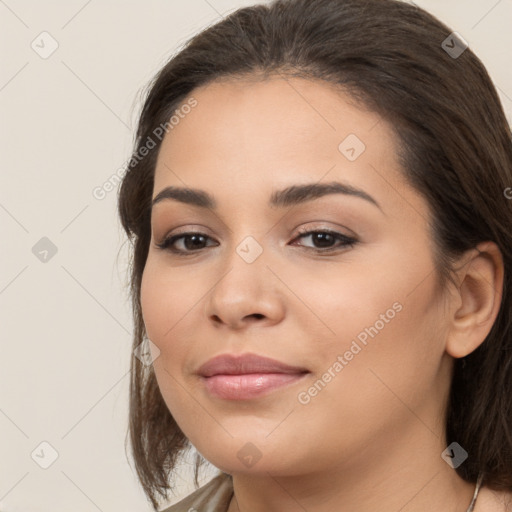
(196, 352, 309, 377)
(196, 353, 310, 400)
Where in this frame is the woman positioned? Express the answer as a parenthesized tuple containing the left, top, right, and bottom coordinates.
(117, 0, 512, 510)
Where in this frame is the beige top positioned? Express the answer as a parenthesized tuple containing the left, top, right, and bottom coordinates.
(162, 472, 234, 512)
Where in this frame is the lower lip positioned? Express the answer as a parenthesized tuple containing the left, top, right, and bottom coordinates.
(202, 372, 309, 400)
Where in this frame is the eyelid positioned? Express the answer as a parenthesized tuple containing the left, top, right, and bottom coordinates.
(155, 222, 354, 243)
(294, 223, 355, 239)
(154, 223, 212, 240)
(154, 223, 358, 256)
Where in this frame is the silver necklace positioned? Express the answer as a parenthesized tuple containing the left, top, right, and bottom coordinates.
(465, 472, 484, 512)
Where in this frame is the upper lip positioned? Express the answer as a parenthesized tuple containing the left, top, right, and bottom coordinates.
(196, 353, 310, 377)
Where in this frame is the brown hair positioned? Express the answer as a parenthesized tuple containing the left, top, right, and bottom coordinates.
(117, 0, 512, 508)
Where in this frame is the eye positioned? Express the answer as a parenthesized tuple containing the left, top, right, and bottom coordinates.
(155, 232, 216, 254)
(154, 227, 357, 256)
(291, 227, 357, 253)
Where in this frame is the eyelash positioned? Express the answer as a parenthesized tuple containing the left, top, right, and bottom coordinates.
(155, 227, 357, 256)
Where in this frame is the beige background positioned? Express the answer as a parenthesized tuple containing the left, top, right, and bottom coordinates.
(0, 1, 511, 511)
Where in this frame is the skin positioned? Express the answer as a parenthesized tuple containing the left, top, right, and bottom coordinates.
(140, 76, 507, 511)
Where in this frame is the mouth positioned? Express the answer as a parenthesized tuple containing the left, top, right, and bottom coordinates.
(201, 372, 309, 400)
(196, 352, 311, 400)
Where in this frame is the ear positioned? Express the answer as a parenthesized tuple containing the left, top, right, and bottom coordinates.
(445, 241, 505, 359)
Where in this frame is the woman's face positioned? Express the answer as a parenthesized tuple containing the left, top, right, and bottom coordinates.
(141, 77, 455, 477)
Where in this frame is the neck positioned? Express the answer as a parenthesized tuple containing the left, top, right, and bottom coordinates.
(227, 424, 477, 512)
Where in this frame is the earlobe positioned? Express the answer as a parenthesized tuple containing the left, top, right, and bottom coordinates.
(445, 241, 504, 359)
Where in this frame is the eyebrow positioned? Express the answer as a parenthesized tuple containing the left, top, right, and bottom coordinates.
(151, 181, 383, 213)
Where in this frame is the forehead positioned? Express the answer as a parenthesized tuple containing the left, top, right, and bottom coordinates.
(153, 76, 428, 222)
(157, 76, 391, 168)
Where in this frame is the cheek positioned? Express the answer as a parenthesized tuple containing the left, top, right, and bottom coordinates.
(140, 263, 194, 419)
(140, 263, 164, 342)
(285, 254, 398, 352)
(140, 259, 207, 383)
(292, 287, 442, 451)
(140, 259, 193, 347)
(297, 243, 444, 391)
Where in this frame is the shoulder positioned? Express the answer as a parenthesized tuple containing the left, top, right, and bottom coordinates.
(476, 486, 512, 512)
(160, 472, 234, 512)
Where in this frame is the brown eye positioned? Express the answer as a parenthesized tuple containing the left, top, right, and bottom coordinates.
(292, 228, 357, 252)
(155, 228, 357, 256)
(155, 232, 217, 254)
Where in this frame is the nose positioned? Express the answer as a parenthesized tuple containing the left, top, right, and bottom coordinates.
(203, 244, 286, 330)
